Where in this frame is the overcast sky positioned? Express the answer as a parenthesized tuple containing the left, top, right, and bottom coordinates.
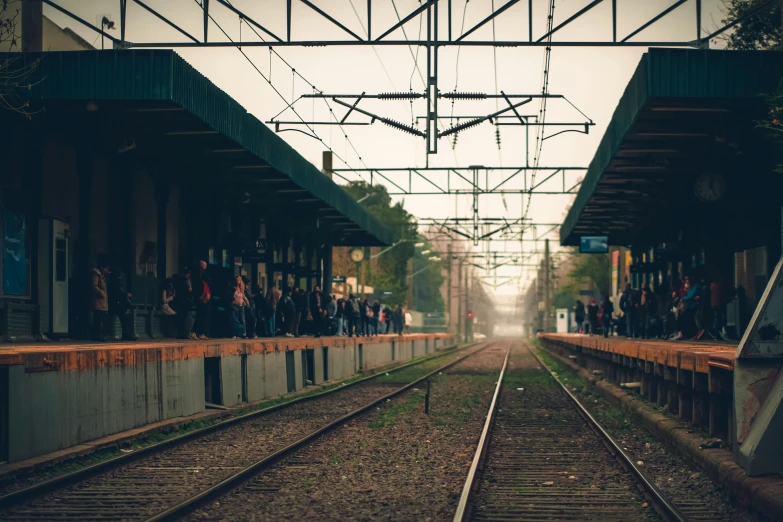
(44, 0, 729, 297)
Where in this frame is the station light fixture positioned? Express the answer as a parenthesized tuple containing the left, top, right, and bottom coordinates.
(420, 250, 431, 255)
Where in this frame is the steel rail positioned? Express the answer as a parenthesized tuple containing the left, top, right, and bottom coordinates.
(530, 348, 688, 522)
(0, 339, 480, 510)
(452, 342, 511, 522)
(145, 341, 499, 522)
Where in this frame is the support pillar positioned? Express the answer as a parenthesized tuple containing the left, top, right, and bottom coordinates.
(154, 177, 170, 285)
(693, 392, 708, 427)
(22, 0, 43, 52)
(76, 143, 94, 340)
(322, 241, 333, 296)
(25, 123, 43, 338)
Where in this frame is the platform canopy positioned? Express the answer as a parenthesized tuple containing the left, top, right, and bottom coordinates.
(561, 48, 783, 248)
(7, 50, 396, 246)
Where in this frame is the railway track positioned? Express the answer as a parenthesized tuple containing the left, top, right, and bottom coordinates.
(0, 340, 494, 522)
(454, 341, 690, 522)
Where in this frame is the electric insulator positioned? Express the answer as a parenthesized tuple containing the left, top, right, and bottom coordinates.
(378, 92, 423, 100)
(381, 118, 425, 137)
(495, 127, 502, 150)
(440, 92, 487, 100)
(440, 117, 483, 138)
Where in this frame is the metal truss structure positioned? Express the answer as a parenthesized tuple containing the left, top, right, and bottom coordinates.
(333, 166, 585, 196)
(49, 0, 766, 49)
(42, 0, 771, 155)
(417, 217, 561, 246)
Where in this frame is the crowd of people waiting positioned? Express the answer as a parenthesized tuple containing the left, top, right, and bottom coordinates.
(90, 257, 414, 341)
(573, 273, 746, 341)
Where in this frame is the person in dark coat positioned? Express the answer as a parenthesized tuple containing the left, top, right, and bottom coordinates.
(310, 286, 323, 338)
(173, 269, 195, 340)
(192, 261, 212, 340)
(585, 299, 599, 335)
(357, 298, 368, 336)
(89, 258, 110, 342)
(371, 300, 381, 336)
(394, 305, 404, 335)
(108, 265, 136, 341)
(641, 284, 658, 339)
(280, 288, 296, 337)
(620, 283, 637, 339)
(344, 294, 357, 337)
(600, 295, 614, 338)
(383, 305, 392, 334)
(573, 300, 585, 333)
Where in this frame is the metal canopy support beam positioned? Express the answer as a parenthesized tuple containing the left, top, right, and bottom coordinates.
(537, 0, 605, 42)
(300, 0, 363, 41)
(621, 0, 688, 43)
(457, 0, 521, 42)
(135, 0, 199, 44)
(376, 0, 433, 41)
(215, 0, 282, 41)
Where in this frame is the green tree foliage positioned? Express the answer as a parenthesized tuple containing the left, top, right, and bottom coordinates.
(721, 0, 781, 50)
(342, 182, 444, 314)
(568, 253, 611, 295)
(554, 251, 612, 308)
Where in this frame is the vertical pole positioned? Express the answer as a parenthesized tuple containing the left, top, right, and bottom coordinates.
(696, 0, 701, 40)
(544, 239, 551, 332)
(457, 260, 463, 340)
(448, 0, 452, 41)
(465, 267, 470, 341)
(287, 0, 292, 42)
(367, 0, 372, 40)
(203, 0, 210, 43)
(447, 243, 452, 332)
(528, 0, 533, 42)
(22, 0, 43, 52)
(472, 168, 479, 246)
(426, 0, 438, 155)
(120, 0, 127, 43)
(407, 258, 413, 307)
(425, 378, 431, 414)
(612, 0, 617, 43)
(322, 151, 333, 179)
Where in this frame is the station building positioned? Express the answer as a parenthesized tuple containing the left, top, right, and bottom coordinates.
(0, 48, 393, 342)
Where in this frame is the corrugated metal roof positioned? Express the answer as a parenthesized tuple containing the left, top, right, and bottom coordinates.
(8, 50, 396, 246)
(561, 48, 783, 246)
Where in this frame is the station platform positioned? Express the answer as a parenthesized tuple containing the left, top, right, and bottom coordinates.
(540, 333, 737, 373)
(0, 333, 454, 464)
(538, 333, 736, 442)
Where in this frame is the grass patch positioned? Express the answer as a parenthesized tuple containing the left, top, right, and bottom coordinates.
(369, 393, 425, 428)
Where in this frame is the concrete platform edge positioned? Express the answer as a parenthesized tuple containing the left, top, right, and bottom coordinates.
(0, 342, 459, 480)
(541, 345, 783, 521)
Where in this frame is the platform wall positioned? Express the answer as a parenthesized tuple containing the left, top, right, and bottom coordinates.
(1, 334, 455, 463)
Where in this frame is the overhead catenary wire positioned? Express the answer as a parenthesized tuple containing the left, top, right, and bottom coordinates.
(523, 0, 556, 224)
(215, 0, 370, 177)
